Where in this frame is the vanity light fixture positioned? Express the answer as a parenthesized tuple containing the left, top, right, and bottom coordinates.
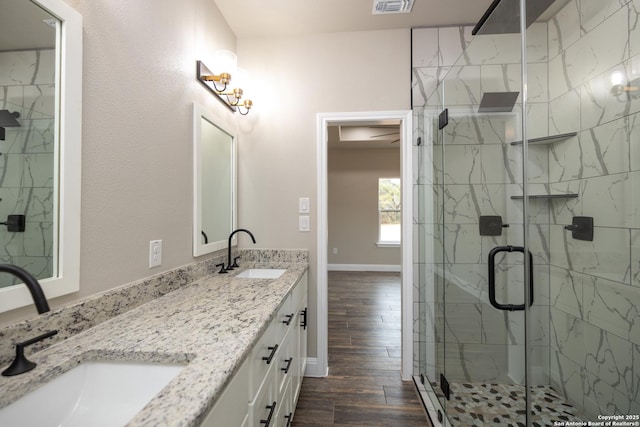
(196, 55, 253, 115)
(200, 50, 236, 92)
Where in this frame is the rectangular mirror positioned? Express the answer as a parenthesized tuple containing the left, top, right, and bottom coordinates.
(0, 0, 82, 313)
(192, 103, 236, 256)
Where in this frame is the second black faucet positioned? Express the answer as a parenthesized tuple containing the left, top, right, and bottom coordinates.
(221, 228, 256, 273)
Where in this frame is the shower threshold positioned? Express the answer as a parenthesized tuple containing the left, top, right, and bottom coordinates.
(434, 382, 584, 426)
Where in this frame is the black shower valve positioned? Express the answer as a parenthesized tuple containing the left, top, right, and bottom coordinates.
(0, 215, 25, 232)
(479, 215, 508, 236)
(564, 216, 593, 241)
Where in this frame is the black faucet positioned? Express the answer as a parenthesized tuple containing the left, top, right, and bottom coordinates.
(0, 264, 56, 376)
(223, 228, 256, 273)
(2, 330, 58, 376)
(0, 264, 50, 314)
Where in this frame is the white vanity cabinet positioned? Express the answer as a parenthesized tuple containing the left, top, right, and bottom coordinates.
(200, 271, 308, 427)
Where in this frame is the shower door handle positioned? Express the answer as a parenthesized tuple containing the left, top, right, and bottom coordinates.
(488, 245, 534, 311)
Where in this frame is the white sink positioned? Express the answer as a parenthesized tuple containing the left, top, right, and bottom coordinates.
(236, 268, 286, 279)
(0, 360, 185, 427)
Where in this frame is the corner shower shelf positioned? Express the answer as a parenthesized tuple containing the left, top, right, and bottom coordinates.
(510, 194, 579, 200)
(510, 132, 577, 146)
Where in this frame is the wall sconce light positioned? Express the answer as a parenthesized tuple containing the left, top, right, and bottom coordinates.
(610, 72, 640, 100)
(0, 110, 21, 141)
(196, 52, 253, 115)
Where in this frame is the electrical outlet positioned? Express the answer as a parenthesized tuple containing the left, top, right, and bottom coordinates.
(333, 247, 338, 255)
(149, 240, 162, 268)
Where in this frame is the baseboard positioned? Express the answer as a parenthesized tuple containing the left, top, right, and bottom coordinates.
(303, 357, 328, 377)
(327, 264, 401, 272)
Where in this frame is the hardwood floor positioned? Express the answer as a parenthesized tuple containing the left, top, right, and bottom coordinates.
(292, 271, 430, 427)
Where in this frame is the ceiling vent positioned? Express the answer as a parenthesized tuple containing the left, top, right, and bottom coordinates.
(372, 0, 414, 15)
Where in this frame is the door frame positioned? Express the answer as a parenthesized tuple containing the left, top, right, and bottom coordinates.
(314, 110, 413, 380)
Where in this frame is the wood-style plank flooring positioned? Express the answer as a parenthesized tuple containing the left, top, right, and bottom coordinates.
(292, 271, 430, 427)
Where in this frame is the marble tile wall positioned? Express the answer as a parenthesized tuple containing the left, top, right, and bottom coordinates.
(0, 50, 56, 287)
(413, 0, 640, 419)
(546, 0, 640, 418)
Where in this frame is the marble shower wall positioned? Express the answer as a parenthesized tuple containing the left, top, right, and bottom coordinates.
(413, 0, 640, 420)
(546, 0, 640, 419)
(0, 50, 56, 286)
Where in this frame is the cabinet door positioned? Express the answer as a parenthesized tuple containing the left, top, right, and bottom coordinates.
(199, 358, 249, 427)
(299, 296, 308, 374)
(295, 273, 309, 402)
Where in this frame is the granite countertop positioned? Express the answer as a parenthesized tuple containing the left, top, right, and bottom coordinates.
(0, 264, 308, 427)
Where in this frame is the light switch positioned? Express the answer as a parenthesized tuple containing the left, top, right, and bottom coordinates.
(299, 215, 310, 232)
(299, 197, 310, 214)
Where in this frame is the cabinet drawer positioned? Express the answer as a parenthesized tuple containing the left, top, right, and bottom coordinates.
(275, 327, 295, 396)
(250, 316, 279, 398)
(274, 294, 294, 344)
(249, 363, 277, 427)
(275, 377, 294, 427)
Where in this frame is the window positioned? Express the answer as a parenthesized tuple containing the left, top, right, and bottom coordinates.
(378, 178, 401, 245)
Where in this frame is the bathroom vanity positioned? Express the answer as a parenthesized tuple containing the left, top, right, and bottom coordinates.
(200, 270, 308, 426)
(0, 263, 308, 427)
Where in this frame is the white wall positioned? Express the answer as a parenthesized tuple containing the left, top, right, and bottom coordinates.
(237, 30, 410, 357)
(328, 147, 401, 266)
(0, 0, 238, 325)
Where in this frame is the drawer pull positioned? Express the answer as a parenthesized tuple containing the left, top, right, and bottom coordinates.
(260, 401, 277, 426)
(282, 313, 294, 325)
(284, 412, 293, 427)
(262, 344, 279, 364)
(301, 307, 308, 330)
(281, 357, 293, 374)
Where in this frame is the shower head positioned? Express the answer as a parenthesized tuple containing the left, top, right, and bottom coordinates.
(472, 0, 556, 35)
(478, 92, 519, 113)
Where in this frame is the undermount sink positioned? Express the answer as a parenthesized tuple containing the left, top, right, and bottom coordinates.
(236, 268, 286, 279)
(0, 360, 185, 427)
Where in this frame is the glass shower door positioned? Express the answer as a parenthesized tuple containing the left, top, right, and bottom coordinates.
(422, 0, 540, 423)
(438, 30, 530, 424)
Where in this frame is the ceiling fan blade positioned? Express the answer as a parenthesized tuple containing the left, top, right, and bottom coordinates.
(370, 131, 400, 139)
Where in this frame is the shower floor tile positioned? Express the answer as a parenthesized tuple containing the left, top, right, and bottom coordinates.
(435, 382, 583, 426)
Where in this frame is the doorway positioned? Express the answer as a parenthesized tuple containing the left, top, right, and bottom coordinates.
(315, 111, 413, 380)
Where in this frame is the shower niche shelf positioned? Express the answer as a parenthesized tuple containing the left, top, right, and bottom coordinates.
(510, 132, 577, 146)
(511, 194, 579, 200)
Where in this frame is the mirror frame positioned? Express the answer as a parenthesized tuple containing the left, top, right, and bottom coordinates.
(0, 0, 82, 313)
(192, 103, 237, 257)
